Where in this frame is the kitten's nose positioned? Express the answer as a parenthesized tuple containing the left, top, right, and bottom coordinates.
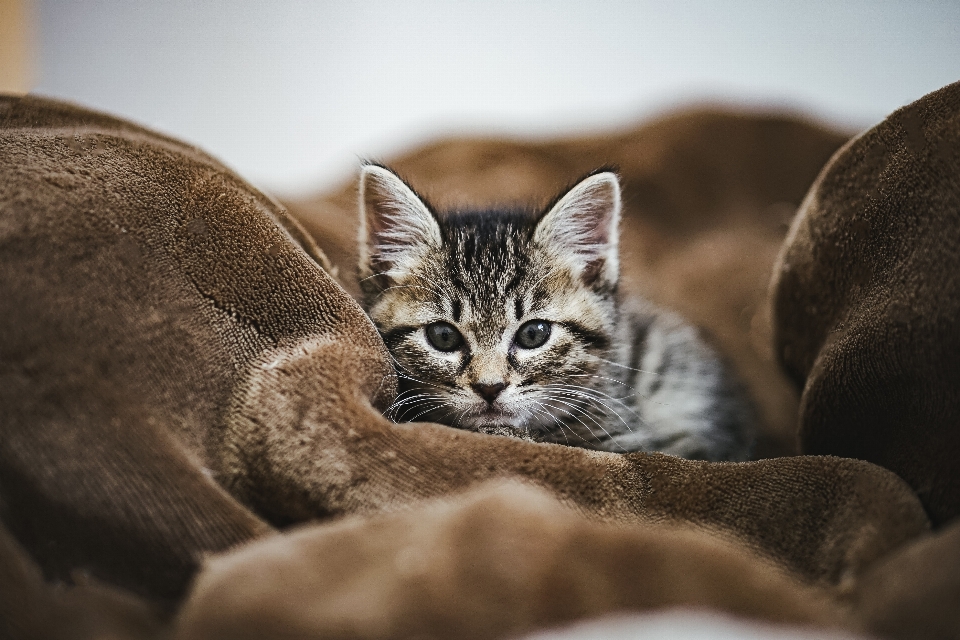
(472, 382, 506, 404)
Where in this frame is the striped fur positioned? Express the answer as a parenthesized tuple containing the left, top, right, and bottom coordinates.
(359, 165, 754, 460)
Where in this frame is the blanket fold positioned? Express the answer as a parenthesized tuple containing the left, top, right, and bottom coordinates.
(1, 89, 958, 640)
(174, 483, 853, 640)
(772, 80, 960, 525)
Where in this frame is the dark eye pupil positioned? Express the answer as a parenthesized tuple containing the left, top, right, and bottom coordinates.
(426, 322, 463, 351)
(516, 320, 551, 349)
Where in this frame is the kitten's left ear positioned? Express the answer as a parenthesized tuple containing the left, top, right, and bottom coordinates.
(533, 171, 621, 289)
(358, 164, 442, 282)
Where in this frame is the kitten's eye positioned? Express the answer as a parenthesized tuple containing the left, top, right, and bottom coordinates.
(515, 320, 552, 349)
(425, 322, 464, 352)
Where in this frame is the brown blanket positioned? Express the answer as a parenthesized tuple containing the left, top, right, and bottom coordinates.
(0, 86, 957, 640)
(772, 80, 960, 526)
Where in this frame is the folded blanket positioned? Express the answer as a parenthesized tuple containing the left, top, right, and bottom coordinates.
(772, 80, 960, 526)
(175, 482, 853, 640)
(1, 89, 957, 640)
(855, 519, 960, 640)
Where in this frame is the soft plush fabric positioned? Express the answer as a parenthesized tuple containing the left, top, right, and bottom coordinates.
(0, 88, 957, 640)
(771, 81, 960, 525)
(0, 521, 160, 640)
(853, 519, 960, 640)
(174, 483, 853, 640)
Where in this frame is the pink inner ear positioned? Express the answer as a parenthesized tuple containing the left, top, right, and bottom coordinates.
(581, 200, 614, 246)
(540, 174, 619, 254)
(532, 172, 621, 288)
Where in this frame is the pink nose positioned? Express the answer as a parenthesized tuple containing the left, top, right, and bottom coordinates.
(472, 382, 506, 404)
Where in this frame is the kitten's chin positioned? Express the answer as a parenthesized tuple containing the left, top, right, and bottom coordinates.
(474, 423, 534, 441)
(460, 408, 533, 440)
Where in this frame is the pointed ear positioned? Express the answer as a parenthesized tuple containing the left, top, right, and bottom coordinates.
(358, 164, 442, 281)
(533, 171, 621, 288)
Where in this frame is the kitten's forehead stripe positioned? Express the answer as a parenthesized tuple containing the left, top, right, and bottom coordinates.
(438, 209, 539, 345)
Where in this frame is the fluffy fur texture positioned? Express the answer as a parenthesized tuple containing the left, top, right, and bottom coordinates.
(360, 165, 754, 460)
(9, 92, 960, 640)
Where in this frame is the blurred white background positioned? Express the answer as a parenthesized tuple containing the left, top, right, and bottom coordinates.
(27, 0, 960, 196)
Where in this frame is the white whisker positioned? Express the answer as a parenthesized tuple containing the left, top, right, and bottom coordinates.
(529, 401, 573, 445)
(590, 355, 661, 376)
(540, 384, 640, 421)
(537, 395, 617, 443)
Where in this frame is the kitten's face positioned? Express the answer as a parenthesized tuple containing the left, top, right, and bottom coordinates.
(359, 166, 621, 440)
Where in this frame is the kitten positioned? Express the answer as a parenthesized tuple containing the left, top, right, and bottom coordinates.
(358, 164, 754, 461)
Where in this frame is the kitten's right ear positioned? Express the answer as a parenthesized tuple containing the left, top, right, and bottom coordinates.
(533, 171, 621, 290)
(358, 164, 442, 282)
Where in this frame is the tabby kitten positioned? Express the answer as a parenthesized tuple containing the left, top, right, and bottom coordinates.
(358, 164, 753, 460)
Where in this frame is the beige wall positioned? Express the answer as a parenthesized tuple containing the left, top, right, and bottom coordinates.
(0, 0, 33, 94)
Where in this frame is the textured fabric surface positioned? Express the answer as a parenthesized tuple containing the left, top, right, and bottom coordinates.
(0, 91, 956, 639)
(772, 80, 960, 525)
(174, 483, 852, 640)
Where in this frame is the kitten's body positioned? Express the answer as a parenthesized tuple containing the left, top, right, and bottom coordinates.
(359, 166, 753, 460)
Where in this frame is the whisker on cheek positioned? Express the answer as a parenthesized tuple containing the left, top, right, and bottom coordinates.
(535, 399, 604, 447)
(538, 394, 618, 442)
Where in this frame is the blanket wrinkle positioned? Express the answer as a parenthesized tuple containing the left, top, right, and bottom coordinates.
(771, 80, 960, 526)
(853, 519, 960, 640)
(0, 520, 164, 640)
(220, 327, 926, 583)
(173, 483, 855, 640)
(638, 455, 928, 585)
(1, 91, 957, 640)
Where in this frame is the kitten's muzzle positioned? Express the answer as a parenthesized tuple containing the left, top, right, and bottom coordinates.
(471, 382, 507, 404)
